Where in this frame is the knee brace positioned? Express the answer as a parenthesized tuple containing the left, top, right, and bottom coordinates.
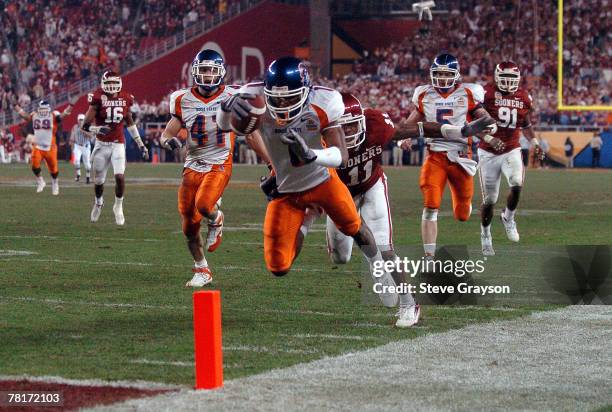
(422, 208, 438, 222)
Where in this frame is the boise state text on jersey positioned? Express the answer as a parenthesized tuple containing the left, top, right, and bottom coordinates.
(337, 109, 395, 196)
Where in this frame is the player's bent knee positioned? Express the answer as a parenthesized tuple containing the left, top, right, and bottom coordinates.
(484, 194, 498, 205)
(454, 203, 472, 222)
(337, 220, 361, 237)
(271, 269, 289, 277)
(422, 208, 439, 221)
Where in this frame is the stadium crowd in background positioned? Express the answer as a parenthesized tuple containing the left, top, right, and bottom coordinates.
(0, 0, 238, 112)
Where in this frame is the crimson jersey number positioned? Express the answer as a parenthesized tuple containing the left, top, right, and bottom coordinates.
(190, 115, 224, 147)
(347, 159, 373, 186)
(104, 107, 124, 124)
(33, 119, 51, 129)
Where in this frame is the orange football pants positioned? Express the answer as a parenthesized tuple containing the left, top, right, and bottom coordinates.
(31, 146, 58, 174)
(419, 151, 473, 221)
(178, 165, 232, 237)
(264, 169, 361, 273)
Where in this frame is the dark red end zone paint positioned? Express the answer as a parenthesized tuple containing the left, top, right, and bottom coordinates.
(0, 380, 175, 411)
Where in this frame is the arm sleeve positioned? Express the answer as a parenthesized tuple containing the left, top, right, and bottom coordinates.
(169, 91, 184, 122)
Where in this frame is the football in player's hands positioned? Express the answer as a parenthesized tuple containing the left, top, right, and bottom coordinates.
(228, 94, 266, 135)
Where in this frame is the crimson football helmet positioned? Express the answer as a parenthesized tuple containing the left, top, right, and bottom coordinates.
(495, 61, 520, 93)
(337, 92, 366, 148)
(101, 70, 122, 94)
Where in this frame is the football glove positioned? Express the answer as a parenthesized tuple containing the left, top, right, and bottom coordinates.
(483, 135, 506, 152)
(260, 174, 280, 201)
(163, 137, 183, 151)
(139, 145, 150, 161)
(534, 144, 545, 160)
(221, 93, 256, 120)
(461, 116, 497, 137)
(279, 129, 317, 167)
(90, 125, 112, 136)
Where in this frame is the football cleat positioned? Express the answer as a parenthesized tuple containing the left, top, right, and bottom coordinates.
(481, 233, 495, 256)
(36, 178, 46, 193)
(113, 203, 125, 226)
(395, 304, 421, 328)
(51, 180, 59, 196)
(206, 210, 224, 252)
(501, 211, 520, 242)
(90, 201, 103, 222)
(75, 175, 80, 182)
(186, 267, 213, 287)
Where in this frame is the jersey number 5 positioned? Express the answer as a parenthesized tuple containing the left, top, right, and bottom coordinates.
(436, 109, 453, 125)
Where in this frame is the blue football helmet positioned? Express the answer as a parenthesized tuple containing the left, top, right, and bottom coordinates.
(430, 53, 460, 90)
(192, 49, 226, 91)
(264, 57, 311, 123)
(37, 100, 51, 117)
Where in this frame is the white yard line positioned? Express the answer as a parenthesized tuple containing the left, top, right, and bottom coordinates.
(278, 333, 380, 341)
(87, 306, 612, 412)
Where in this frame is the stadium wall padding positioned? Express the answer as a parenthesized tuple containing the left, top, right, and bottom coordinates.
(574, 132, 612, 168)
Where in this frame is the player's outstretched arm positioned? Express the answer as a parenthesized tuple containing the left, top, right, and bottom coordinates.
(14, 105, 32, 122)
(160, 117, 184, 151)
(245, 130, 271, 165)
(124, 111, 149, 161)
(321, 124, 348, 167)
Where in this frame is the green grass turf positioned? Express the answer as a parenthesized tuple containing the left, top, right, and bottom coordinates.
(0, 162, 609, 385)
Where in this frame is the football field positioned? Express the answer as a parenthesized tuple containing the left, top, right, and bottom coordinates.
(1, 162, 611, 409)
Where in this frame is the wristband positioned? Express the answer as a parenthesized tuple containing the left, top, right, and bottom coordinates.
(312, 146, 342, 168)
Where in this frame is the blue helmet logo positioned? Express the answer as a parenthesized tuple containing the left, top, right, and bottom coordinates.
(264, 57, 311, 123)
(430, 53, 460, 90)
(192, 49, 226, 91)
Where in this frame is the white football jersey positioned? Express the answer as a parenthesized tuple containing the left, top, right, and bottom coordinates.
(238, 83, 345, 193)
(170, 85, 239, 172)
(31, 110, 61, 151)
(412, 83, 484, 153)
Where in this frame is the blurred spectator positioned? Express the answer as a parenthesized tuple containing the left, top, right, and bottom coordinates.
(564, 137, 574, 168)
(590, 132, 603, 167)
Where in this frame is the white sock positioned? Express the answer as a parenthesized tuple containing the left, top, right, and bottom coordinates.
(114, 196, 123, 207)
(504, 208, 516, 221)
(195, 258, 208, 268)
(481, 224, 491, 236)
(86, 170, 90, 178)
(300, 208, 320, 236)
(361, 247, 382, 267)
(399, 292, 415, 308)
(423, 243, 436, 256)
(52, 178, 58, 184)
(96, 196, 104, 206)
(36, 176, 44, 182)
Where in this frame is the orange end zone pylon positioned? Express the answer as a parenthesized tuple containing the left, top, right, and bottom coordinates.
(193, 290, 223, 389)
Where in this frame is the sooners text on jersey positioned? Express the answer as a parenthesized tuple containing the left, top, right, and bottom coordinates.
(88, 90, 134, 143)
(337, 109, 395, 196)
(480, 83, 532, 154)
